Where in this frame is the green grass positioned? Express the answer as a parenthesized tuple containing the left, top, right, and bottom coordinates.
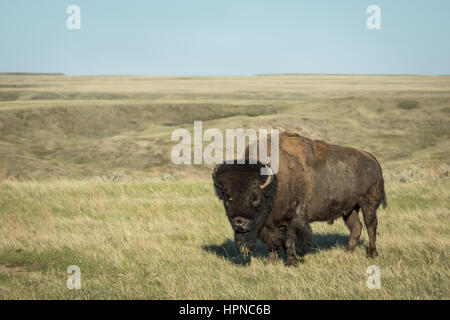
(0, 74, 449, 299)
(0, 178, 448, 299)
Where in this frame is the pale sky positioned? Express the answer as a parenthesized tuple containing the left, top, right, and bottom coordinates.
(1, 0, 449, 75)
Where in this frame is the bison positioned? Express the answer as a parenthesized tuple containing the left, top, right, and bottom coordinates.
(212, 132, 387, 266)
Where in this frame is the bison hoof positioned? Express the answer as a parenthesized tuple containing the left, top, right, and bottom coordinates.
(367, 248, 378, 258)
(266, 251, 279, 264)
(285, 258, 299, 267)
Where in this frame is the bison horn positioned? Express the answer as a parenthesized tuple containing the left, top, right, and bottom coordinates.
(259, 166, 273, 189)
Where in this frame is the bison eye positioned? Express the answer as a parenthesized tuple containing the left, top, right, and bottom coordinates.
(224, 195, 232, 208)
(251, 194, 261, 208)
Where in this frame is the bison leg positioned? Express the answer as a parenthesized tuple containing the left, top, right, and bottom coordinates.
(284, 227, 299, 267)
(267, 246, 284, 263)
(343, 206, 362, 252)
(362, 211, 378, 258)
(267, 250, 278, 262)
(359, 183, 382, 258)
(284, 216, 312, 267)
(259, 226, 285, 264)
(294, 220, 312, 257)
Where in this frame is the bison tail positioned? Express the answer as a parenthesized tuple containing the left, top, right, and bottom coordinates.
(380, 179, 387, 209)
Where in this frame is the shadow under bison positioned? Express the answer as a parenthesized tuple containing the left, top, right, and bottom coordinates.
(203, 233, 363, 266)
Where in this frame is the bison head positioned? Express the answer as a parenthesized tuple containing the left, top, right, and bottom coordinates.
(212, 161, 277, 255)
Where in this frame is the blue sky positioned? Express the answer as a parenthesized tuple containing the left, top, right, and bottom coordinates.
(0, 0, 449, 75)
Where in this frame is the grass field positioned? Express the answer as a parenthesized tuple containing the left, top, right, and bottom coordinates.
(0, 74, 449, 299)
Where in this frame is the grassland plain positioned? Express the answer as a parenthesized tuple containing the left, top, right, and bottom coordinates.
(0, 74, 449, 299)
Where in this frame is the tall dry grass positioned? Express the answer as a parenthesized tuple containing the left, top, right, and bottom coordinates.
(0, 173, 448, 299)
(0, 74, 448, 299)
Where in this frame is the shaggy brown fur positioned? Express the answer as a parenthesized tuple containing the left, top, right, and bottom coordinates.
(212, 132, 387, 266)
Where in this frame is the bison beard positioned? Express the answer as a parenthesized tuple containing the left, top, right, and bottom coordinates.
(234, 232, 255, 256)
(233, 199, 271, 255)
(212, 132, 387, 266)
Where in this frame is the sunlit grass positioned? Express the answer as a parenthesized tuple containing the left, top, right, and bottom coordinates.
(0, 177, 448, 299)
(0, 74, 449, 299)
